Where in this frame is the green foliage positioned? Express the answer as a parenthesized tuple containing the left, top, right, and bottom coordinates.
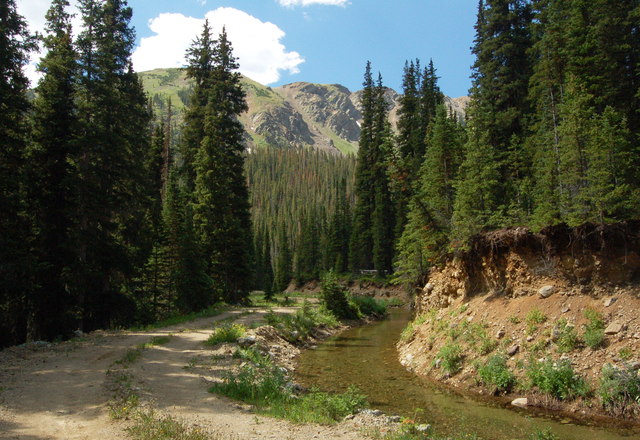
(477, 355, 516, 392)
(598, 363, 640, 414)
(126, 410, 215, 440)
(205, 323, 246, 346)
(320, 271, 357, 319)
(349, 295, 388, 317)
(264, 302, 338, 344)
(528, 428, 559, 440)
(553, 319, 579, 353)
(436, 343, 464, 376)
(583, 308, 605, 350)
(526, 309, 547, 325)
(210, 349, 366, 424)
(527, 358, 588, 400)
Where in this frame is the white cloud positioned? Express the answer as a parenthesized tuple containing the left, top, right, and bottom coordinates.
(17, 2, 304, 86)
(277, 0, 349, 7)
(132, 7, 304, 85)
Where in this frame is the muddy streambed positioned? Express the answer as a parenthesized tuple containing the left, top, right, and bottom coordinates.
(295, 308, 639, 440)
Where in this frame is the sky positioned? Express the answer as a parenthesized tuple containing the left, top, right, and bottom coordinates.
(17, 0, 478, 98)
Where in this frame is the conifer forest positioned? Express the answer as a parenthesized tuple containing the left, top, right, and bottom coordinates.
(1, 0, 639, 348)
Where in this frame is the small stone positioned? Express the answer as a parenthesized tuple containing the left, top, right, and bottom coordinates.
(415, 424, 432, 433)
(507, 344, 520, 357)
(496, 329, 505, 339)
(604, 297, 617, 308)
(387, 415, 402, 423)
(511, 397, 528, 408)
(424, 283, 434, 293)
(72, 329, 84, 338)
(539, 285, 555, 298)
(604, 322, 625, 335)
(237, 336, 256, 347)
(561, 304, 570, 313)
(466, 316, 474, 323)
(526, 336, 534, 342)
(629, 361, 640, 371)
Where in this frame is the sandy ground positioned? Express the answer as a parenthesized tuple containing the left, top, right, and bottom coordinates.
(0, 307, 375, 440)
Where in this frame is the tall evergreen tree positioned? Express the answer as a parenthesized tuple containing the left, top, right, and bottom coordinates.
(28, 0, 79, 340)
(273, 223, 292, 293)
(191, 26, 253, 303)
(0, 0, 36, 346)
(73, 0, 151, 330)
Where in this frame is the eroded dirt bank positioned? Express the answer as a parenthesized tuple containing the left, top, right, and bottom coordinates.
(398, 222, 640, 421)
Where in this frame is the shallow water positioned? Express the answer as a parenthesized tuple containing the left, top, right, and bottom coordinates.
(295, 308, 639, 439)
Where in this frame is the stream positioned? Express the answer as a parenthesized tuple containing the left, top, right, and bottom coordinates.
(295, 308, 639, 439)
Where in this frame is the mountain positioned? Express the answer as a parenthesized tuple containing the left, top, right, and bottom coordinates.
(139, 68, 467, 155)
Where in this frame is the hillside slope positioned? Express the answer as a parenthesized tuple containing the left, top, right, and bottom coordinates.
(398, 223, 640, 421)
(139, 68, 467, 155)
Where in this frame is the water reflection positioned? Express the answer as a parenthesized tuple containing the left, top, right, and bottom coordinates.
(295, 308, 638, 440)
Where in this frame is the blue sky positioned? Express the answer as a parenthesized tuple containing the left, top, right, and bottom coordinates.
(20, 0, 477, 97)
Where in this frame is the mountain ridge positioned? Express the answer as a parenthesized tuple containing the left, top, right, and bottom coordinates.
(139, 68, 467, 155)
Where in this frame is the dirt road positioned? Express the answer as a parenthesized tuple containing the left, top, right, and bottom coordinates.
(0, 308, 367, 440)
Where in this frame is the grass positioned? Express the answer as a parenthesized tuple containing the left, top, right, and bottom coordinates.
(400, 311, 434, 342)
(264, 302, 339, 343)
(205, 323, 247, 346)
(528, 428, 560, 440)
(209, 349, 366, 424)
(436, 343, 464, 376)
(526, 358, 589, 400)
(350, 295, 389, 317)
(130, 304, 228, 331)
(553, 319, 579, 353)
(583, 308, 605, 349)
(477, 355, 516, 392)
(526, 309, 547, 334)
(126, 410, 226, 440)
(598, 363, 640, 415)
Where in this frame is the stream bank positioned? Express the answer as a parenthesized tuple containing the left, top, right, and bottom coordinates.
(296, 307, 640, 440)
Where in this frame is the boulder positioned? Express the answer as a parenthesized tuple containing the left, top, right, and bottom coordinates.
(237, 335, 257, 347)
(604, 322, 626, 335)
(511, 397, 528, 408)
(539, 285, 555, 298)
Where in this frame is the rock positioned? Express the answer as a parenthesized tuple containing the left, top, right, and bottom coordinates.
(360, 409, 384, 417)
(424, 283, 434, 293)
(73, 329, 84, 338)
(629, 361, 640, 371)
(604, 322, 626, 335)
(434, 358, 442, 368)
(507, 344, 520, 357)
(387, 415, 402, 423)
(415, 424, 432, 433)
(496, 329, 505, 339)
(539, 285, 555, 298)
(511, 397, 528, 408)
(604, 297, 617, 308)
(526, 336, 534, 342)
(561, 304, 571, 313)
(237, 336, 256, 347)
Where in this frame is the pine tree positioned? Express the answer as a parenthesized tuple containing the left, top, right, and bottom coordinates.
(73, 0, 151, 330)
(273, 223, 292, 293)
(191, 26, 253, 303)
(0, 0, 36, 347)
(28, 0, 79, 340)
(263, 231, 274, 301)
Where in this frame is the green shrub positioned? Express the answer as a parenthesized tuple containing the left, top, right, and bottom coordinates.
(210, 350, 366, 424)
(553, 319, 579, 353)
(320, 271, 358, 319)
(618, 347, 633, 361)
(477, 355, 516, 392)
(526, 309, 547, 325)
(527, 358, 588, 400)
(598, 363, 640, 414)
(437, 343, 464, 376)
(528, 428, 559, 440)
(264, 302, 338, 343)
(350, 295, 388, 317)
(583, 309, 605, 349)
(205, 323, 246, 346)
